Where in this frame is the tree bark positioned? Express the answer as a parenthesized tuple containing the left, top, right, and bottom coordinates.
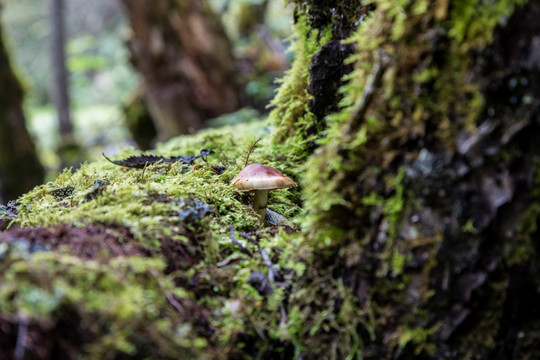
(121, 0, 244, 141)
(296, 1, 540, 358)
(122, 87, 157, 150)
(0, 20, 44, 203)
(269, 0, 372, 148)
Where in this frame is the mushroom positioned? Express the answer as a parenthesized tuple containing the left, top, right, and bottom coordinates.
(231, 164, 296, 223)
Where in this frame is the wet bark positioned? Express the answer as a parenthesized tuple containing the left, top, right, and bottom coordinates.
(0, 21, 44, 202)
(121, 0, 244, 141)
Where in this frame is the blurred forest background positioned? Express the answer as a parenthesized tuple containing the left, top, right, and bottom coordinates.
(0, 0, 292, 201)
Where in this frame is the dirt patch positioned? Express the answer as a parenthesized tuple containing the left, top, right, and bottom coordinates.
(0, 224, 151, 261)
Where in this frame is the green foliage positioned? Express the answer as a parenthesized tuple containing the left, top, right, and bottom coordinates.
(3, 1, 137, 107)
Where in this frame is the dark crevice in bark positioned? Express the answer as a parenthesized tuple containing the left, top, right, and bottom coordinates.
(296, 1, 373, 148)
(305, 40, 354, 137)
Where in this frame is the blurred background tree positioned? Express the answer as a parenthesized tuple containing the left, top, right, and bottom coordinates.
(48, 0, 85, 168)
(122, 0, 290, 145)
(3, 0, 137, 173)
(122, 0, 244, 141)
(0, 14, 44, 203)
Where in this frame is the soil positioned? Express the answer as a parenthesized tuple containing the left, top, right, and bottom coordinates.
(0, 224, 151, 262)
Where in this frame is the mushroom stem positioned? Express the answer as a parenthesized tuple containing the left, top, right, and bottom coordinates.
(253, 189, 268, 223)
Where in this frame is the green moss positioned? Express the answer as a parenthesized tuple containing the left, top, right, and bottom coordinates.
(461, 219, 477, 234)
(302, 0, 527, 251)
(396, 323, 438, 356)
(16, 120, 301, 238)
(268, 15, 331, 145)
(287, 0, 529, 357)
(1, 1, 533, 358)
(0, 250, 208, 358)
(2, 117, 307, 358)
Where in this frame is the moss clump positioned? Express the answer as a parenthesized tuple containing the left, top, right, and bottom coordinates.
(0, 252, 209, 358)
(268, 15, 331, 145)
(1, 117, 306, 358)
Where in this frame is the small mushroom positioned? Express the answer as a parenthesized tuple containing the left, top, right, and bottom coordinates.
(231, 164, 296, 223)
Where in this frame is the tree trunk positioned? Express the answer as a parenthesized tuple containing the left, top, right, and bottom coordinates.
(292, 1, 540, 358)
(0, 20, 44, 203)
(49, 0, 74, 142)
(121, 0, 244, 141)
(269, 0, 373, 148)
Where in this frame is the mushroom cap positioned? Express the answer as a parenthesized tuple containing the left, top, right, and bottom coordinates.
(231, 163, 296, 191)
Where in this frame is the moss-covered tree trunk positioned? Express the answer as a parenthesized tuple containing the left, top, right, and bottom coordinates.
(269, 0, 372, 146)
(288, 0, 540, 358)
(121, 0, 244, 141)
(0, 21, 44, 203)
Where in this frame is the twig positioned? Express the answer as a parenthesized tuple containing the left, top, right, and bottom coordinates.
(240, 231, 289, 326)
(239, 232, 275, 284)
(166, 293, 186, 317)
(139, 161, 149, 182)
(238, 231, 258, 245)
(229, 225, 252, 256)
(14, 317, 29, 360)
(343, 49, 391, 138)
(148, 268, 187, 317)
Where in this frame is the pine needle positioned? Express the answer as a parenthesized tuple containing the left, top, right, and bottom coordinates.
(242, 138, 261, 167)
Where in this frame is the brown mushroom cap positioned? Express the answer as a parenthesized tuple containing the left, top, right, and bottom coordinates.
(231, 164, 296, 191)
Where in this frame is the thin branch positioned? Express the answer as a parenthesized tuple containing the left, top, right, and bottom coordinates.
(239, 231, 275, 284)
(229, 225, 252, 256)
(239, 231, 288, 325)
(166, 293, 186, 317)
(139, 161, 149, 182)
